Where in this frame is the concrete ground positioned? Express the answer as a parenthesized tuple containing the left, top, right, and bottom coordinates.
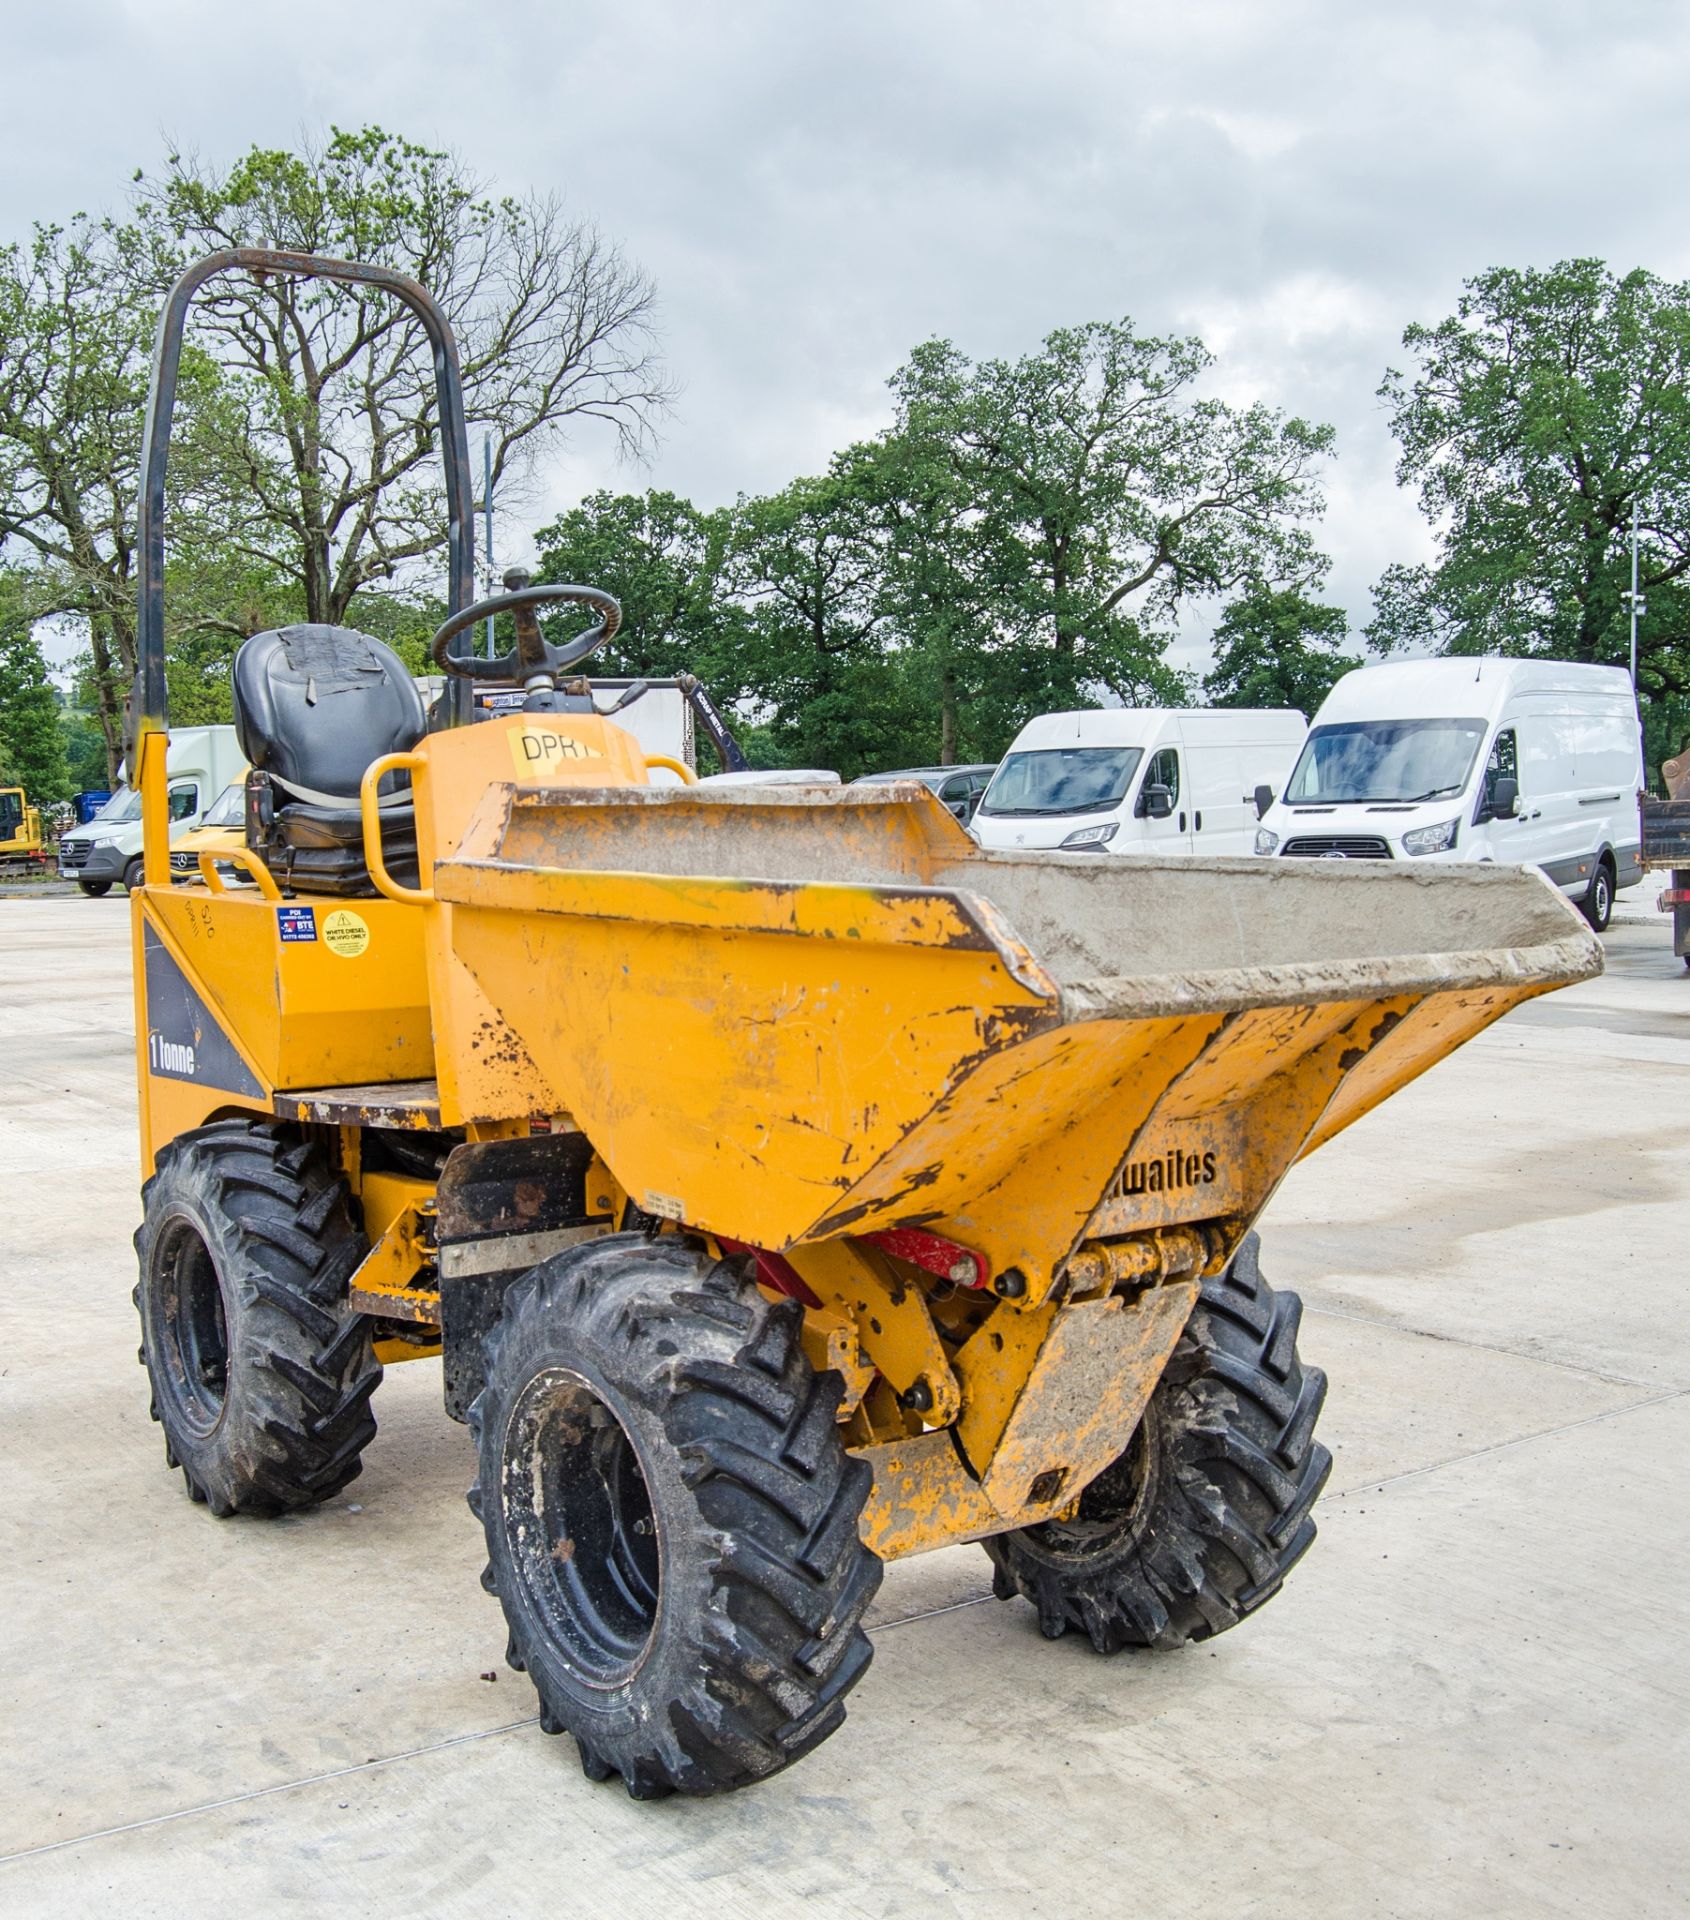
(0, 889, 1685, 1919)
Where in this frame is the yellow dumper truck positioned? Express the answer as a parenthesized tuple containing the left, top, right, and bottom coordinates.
(129, 251, 1602, 1798)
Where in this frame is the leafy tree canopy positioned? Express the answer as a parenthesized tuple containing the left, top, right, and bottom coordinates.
(0, 580, 71, 802)
(533, 323, 1336, 776)
(1372, 258, 1690, 698)
(1203, 584, 1359, 715)
(0, 128, 670, 776)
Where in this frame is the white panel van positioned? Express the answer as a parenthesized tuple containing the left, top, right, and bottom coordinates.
(971, 708, 1308, 857)
(56, 725, 248, 898)
(1255, 659, 1642, 928)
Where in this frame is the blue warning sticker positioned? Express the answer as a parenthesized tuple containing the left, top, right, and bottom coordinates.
(277, 905, 318, 943)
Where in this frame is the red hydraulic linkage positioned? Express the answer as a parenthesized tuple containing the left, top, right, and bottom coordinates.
(718, 1228, 990, 1301)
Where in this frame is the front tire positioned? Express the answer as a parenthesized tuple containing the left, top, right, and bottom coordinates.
(983, 1233, 1330, 1652)
(77, 879, 111, 898)
(122, 856, 144, 893)
(469, 1234, 883, 1798)
(133, 1120, 379, 1515)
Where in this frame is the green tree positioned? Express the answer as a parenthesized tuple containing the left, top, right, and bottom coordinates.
(533, 489, 747, 687)
(139, 128, 672, 632)
(0, 130, 670, 764)
(724, 468, 928, 776)
(854, 408, 1005, 765)
(1372, 259, 1690, 724)
(0, 595, 71, 803)
(1203, 585, 1359, 714)
(0, 216, 172, 772)
(892, 323, 1334, 722)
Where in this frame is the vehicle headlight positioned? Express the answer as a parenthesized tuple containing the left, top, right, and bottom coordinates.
(1254, 828, 1279, 855)
(1402, 818, 1459, 856)
(1060, 822, 1118, 850)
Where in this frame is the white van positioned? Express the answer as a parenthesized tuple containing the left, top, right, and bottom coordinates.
(971, 707, 1308, 857)
(1255, 659, 1642, 928)
(58, 725, 247, 897)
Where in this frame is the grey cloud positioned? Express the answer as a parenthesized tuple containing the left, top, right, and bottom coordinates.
(5, 0, 1688, 660)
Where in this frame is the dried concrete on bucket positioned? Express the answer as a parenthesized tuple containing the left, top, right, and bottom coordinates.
(0, 897, 1684, 1918)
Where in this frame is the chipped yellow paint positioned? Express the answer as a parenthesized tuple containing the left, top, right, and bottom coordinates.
(796, 1306, 877, 1420)
(853, 1429, 1092, 1558)
(786, 1238, 960, 1425)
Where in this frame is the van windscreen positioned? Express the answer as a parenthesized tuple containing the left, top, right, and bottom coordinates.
(1285, 719, 1486, 805)
(91, 787, 144, 824)
(977, 747, 1144, 817)
(201, 783, 246, 828)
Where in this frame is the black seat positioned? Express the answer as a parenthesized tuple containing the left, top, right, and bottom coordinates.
(232, 625, 426, 898)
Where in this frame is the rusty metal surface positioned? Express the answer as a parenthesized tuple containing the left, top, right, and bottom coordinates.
(278, 1080, 442, 1130)
(348, 1281, 441, 1324)
(437, 1223, 604, 1279)
(434, 1132, 601, 1244)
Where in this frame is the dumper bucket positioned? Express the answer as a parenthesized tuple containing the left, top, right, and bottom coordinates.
(434, 783, 1600, 1294)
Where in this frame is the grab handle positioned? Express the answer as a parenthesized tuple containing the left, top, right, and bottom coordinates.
(360, 752, 433, 905)
(198, 847, 283, 901)
(645, 755, 699, 787)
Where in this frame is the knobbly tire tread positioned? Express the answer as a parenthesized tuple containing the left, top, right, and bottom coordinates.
(468, 1233, 883, 1798)
(983, 1231, 1331, 1653)
(133, 1119, 379, 1516)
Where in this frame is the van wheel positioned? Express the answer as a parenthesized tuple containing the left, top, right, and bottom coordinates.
(77, 880, 112, 898)
(122, 856, 145, 893)
(1581, 856, 1614, 932)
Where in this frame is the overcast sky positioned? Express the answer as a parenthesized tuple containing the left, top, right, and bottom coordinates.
(7, 0, 1690, 679)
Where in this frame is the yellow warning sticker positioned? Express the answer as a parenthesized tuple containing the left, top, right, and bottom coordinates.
(322, 909, 370, 959)
(508, 727, 606, 778)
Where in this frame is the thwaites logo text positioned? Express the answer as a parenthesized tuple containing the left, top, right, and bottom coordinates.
(1121, 1149, 1219, 1196)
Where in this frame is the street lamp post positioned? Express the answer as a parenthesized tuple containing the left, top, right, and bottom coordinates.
(1627, 494, 1644, 690)
(483, 434, 496, 660)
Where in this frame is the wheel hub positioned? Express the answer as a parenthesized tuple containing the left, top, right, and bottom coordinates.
(501, 1367, 661, 1688)
(152, 1213, 230, 1434)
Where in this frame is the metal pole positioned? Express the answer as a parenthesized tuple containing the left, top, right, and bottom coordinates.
(1629, 493, 1640, 690)
(483, 435, 495, 659)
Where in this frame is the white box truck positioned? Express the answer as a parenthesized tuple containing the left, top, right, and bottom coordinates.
(57, 725, 247, 897)
(971, 707, 1307, 856)
(1254, 658, 1642, 929)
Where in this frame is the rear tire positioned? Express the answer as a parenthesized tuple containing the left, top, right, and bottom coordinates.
(469, 1234, 883, 1798)
(133, 1120, 379, 1515)
(1582, 855, 1614, 932)
(77, 879, 111, 898)
(983, 1232, 1330, 1652)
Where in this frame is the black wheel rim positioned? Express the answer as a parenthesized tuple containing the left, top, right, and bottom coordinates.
(501, 1367, 661, 1687)
(151, 1213, 230, 1435)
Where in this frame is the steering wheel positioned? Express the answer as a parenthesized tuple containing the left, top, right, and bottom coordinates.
(430, 569, 622, 684)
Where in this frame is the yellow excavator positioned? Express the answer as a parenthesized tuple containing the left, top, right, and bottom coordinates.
(128, 250, 1601, 1799)
(0, 786, 47, 869)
